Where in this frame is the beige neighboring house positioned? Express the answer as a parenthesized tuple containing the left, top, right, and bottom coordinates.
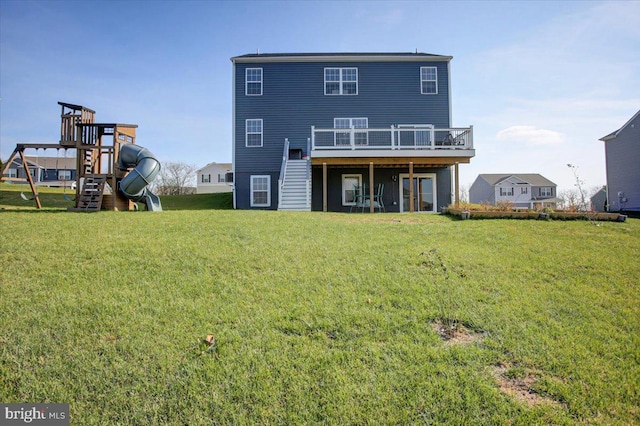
(196, 162, 232, 194)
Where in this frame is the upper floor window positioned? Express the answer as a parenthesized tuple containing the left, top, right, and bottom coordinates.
(246, 119, 263, 147)
(540, 187, 552, 197)
(420, 67, 437, 94)
(246, 68, 263, 96)
(6, 168, 17, 178)
(325, 68, 358, 95)
(500, 187, 514, 196)
(521, 187, 529, 194)
(218, 174, 226, 183)
(202, 174, 211, 183)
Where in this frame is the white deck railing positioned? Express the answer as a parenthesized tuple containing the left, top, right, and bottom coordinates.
(311, 125, 473, 151)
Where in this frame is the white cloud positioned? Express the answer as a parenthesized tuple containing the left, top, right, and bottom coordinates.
(496, 125, 564, 146)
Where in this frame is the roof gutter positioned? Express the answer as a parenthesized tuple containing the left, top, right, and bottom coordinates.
(231, 54, 453, 64)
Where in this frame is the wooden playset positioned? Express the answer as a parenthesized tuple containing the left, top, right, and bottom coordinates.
(1, 102, 161, 211)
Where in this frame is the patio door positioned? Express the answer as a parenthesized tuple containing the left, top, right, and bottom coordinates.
(399, 173, 437, 212)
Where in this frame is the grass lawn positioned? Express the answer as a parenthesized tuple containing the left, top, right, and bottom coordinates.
(1, 185, 639, 424)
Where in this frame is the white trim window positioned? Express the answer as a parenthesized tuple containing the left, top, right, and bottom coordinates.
(58, 170, 71, 180)
(246, 119, 263, 147)
(202, 174, 211, 183)
(521, 187, 529, 195)
(342, 174, 362, 206)
(540, 187, 552, 197)
(245, 68, 263, 96)
(420, 66, 437, 94)
(334, 117, 368, 146)
(7, 168, 17, 178)
(250, 175, 271, 207)
(325, 68, 358, 95)
(500, 187, 514, 196)
(218, 174, 226, 183)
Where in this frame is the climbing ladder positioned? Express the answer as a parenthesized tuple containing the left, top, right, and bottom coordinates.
(71, 175, 106, 212)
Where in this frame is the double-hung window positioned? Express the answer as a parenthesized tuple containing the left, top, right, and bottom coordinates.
(246, 119, 263, 147)
(521, 187, 529, 195)
(500, 187, 514, 196)
(540, 187, 552, 197)
(325, 68, 358, 95)
(420, 66, 437, 94)
(7, 168, 17, 178)
(246, 68, 262, 95)
(334, 118, 368, 146)
(202, 174, 211, 183)
(251, 175, 270, 207)
(58, 170, 71, 180)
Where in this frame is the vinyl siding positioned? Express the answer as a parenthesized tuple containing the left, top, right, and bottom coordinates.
(605, 114, 640, 211)
(234, 60, 451, 173)
(469, 176, 494, 204)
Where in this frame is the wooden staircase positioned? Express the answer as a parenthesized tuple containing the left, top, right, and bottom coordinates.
(70, 175, 106, 212)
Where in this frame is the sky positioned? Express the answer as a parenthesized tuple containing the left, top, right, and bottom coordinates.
(1, 0, 639, 194)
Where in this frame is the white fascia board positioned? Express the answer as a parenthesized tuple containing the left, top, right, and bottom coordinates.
(231, 55, 453, 64)
(311, 149, 475, 159)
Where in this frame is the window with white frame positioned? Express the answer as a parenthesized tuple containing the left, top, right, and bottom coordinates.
(521, 187, 529, 194)
(218, 174, 226, 183)
(420, 67, 437, 94)
(246, 119, 263, 147)
(58, 170, 71, 180)
(325, 68, 358, 95)
(245, 68, 263, 95)
(342, 174, 362, 206)
(7, 168, 17, 178)
(251, 175, 270, 207)
(500, 187, 514, 196)
(334, 117, 368, 146)
(202, 174, 211, 183)
(540, 187, 552, 197)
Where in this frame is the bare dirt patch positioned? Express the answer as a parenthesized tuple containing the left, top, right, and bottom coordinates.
(491, 363, 564, 407)
(430, 320, 485, 345)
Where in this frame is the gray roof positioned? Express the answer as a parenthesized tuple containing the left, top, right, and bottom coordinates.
(478, 174, 556, 187)
(231, 52, 451, 63)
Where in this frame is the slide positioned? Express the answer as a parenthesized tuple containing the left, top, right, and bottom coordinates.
(118, 144, 163, 211)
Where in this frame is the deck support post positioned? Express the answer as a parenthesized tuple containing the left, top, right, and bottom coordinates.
(369, 162, 374, 213)
(454, 163, 460, 208)
(322, 162, 327, 212)
(409, 161, 414, 213)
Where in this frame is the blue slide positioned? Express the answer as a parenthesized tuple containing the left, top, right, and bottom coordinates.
(118, 144, 163, 211)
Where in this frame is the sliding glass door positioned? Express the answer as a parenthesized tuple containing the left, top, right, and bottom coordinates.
(400, 174, 437, 212)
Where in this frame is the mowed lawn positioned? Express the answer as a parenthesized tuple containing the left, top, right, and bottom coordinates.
(1, 195, 638, 424)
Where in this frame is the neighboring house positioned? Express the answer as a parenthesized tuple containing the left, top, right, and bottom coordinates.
(469, 174, 560, 209)
(2, 156, 76, 186)
(231, 52, 475, 212)
(599, 110, 640, 213)
(196, 162, 232, 194)
(590, 186, 607, 212)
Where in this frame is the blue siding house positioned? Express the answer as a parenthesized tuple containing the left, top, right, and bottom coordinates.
(231, 52, 475, 212)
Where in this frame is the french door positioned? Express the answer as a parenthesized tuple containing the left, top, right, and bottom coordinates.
(399, 173, 437, 212)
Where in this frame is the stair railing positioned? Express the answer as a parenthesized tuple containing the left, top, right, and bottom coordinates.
(278, 138, 289, 209)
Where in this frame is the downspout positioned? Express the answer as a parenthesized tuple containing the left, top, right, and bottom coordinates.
(231, 58, 237, 209)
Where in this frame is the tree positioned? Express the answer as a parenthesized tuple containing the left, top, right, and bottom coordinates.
(152, 161, 197, 195)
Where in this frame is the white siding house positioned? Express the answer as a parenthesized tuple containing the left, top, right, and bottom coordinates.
(470, 174, 559, 209)
(196, 162, 232, 194)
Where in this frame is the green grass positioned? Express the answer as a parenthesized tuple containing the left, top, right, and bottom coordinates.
(1, 186, 639, 424)
(0, 183, 232, 211)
